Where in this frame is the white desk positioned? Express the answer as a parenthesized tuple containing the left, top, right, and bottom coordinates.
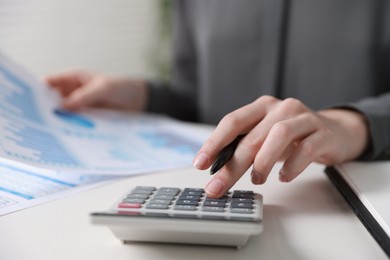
(0, 162, 387, 260)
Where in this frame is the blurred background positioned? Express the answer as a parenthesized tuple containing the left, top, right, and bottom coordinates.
(0, 0, 171, 80)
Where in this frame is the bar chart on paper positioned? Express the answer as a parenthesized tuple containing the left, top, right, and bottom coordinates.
(0, 62, 45, 124)
(0, 157, 117, 216)
(0, 51, 208, 216)
(0, 51, 207, 175)
(0, 163, 75, 201)
(0, 117, 82, 168)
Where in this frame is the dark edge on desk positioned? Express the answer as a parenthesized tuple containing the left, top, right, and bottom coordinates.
(325, 166, 390, 258)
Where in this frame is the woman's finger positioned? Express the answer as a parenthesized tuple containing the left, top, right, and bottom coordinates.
(63, 78, 110, 110)
(279, 131, 332, 182)
(193, 96, 277, 170)
(251, 113, 318, 184)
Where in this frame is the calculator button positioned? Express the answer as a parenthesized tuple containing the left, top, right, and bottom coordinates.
(230, 202, 253, 209)
(230, 208, 253, 214)
(135, 186, 156, 191)
(174, 205, 197, 211)
(118, 203, 142, 209)
(231, 198, 253, 203)
(175, 200, 199, 206)
(131, 189, 153, 195)
(181, 190, 204, 196)
(127, 194, 150, 199)
(232, 192, 254, 199)
(202, 206, 225, 212)
(149, 199, 172, 205)
(122, 198, 146, 204)
(178, 195, 201, 201)
(157, 188, 180, 195)
(153, 194, 175, 200)
(183, 188, 204, 192)
(204, 198, 227, 203)
(234, 190, 254, 195)
(145, 203, 169, 209)
(203, 201, 226, 207)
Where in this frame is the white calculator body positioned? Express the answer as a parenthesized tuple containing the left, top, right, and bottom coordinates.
(90, 186, 263, 249)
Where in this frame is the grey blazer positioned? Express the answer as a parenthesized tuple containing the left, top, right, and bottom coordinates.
(147, 0, 390, 160)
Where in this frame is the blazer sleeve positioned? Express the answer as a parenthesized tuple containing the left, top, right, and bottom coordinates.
(343, 93, 390, 160)
(146, 0, 198, 122)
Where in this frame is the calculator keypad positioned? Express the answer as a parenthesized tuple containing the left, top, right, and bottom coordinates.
(92, 185, 263, 248)
(116, 186, 260, 220)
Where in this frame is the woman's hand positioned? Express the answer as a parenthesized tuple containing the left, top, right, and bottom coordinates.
(193, 96, 369, 198)
(44, 70, 148, 111)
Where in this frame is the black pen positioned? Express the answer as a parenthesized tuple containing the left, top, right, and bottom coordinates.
(210, 134, 245, 175)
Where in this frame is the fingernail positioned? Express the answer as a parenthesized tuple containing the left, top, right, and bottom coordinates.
(279, 171, 288, 182)
(205, 179, 224, 197)
(193, 152, 209, 169)
(251, 170, 262, 184)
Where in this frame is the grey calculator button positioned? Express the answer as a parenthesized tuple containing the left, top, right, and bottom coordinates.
(230, 208, 253, 214)
(175, 200, 199, 206)
(204, 198, 227, 203)
(174, 205, 197, 211)
(202, 206, 225, 212)
(203, 201, 226, 207)
(232, 190, 253, 199)
(149, 199, 172, 205)
(230, 202, 253, 209)
(127, 193, 149, 199)
(181, 191, 203, 196)
(178, 195, 201, 201)
(135, 186, 156, 191)
(232, 193, 253, 199)
(234, 190, 254, 194)
(231, 198, 252, 203)
(145, 203, 169, 209)
(157, 187, 180, 195)
(131, 189, 153, 195)
(122, 198, 145, 204)
(183, 188, 204, 192)
(153, 194, 175, 200)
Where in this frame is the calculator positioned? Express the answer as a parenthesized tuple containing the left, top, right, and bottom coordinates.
(90, 186, 263, 249)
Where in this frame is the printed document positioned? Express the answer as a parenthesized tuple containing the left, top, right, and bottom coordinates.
(0, 52, 207, 175)
(0, 51, 208, 215)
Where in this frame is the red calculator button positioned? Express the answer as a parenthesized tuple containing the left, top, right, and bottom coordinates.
(118, 203, 141, 209)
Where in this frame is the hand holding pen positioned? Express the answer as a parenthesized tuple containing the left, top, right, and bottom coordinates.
(193, 96, 369, 198)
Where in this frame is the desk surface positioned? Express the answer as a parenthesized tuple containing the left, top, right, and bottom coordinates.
(0, 163, 387, 259)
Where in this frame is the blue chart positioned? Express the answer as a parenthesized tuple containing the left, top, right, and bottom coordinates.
(0, 52, 207, 177)
(137, 130, 201, 155)
(54, 109, 95, 129)
(3, 120, 82, 168)
(0, 163, 75, 201)
(0, 64, 44, 124)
